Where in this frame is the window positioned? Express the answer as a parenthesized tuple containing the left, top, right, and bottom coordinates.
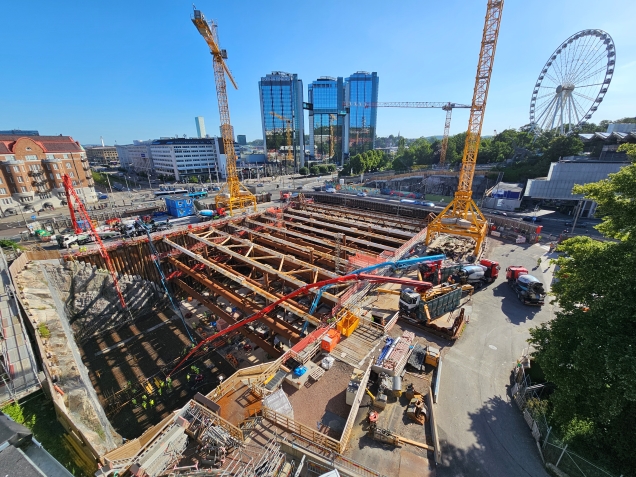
(0, 188, 6, 195)
(69, 172, 75, 178)
(20, 186, 27, 193)
(13, 166, 19, 173)
(66, 163, 72, 169)
(56, 173, 61, 179)
(17, 177, 23, 183)
(53, 164, 58, 170)
(49, 173, 54, 179)
(63, 154, 68, 159)
(46, 164, 50, 170)
(25, 154, 38, 160)
(9, 177, 13, 183)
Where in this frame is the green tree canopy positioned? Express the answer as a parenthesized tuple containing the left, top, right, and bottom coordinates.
(528, 159, 636, 475)
(299, 167, 309, 176)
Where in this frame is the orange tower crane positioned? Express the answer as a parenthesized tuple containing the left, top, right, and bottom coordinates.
(192, 9, 256, 215)
(344, 101, 470, 167)
(425, 0, 505, 255)
(270, 112, 293, 172)
(62, 174, 127, 309)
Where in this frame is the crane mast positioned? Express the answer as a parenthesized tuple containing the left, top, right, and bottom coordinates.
(426, 0, 504, 255)
(343, 101, 470, 168)
(270, 112, 293, 171)
(192, 9, 256, 215)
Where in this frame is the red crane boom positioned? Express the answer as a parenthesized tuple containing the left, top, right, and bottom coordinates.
(168, 272, 432, 376)
(62, 174, 127, 309)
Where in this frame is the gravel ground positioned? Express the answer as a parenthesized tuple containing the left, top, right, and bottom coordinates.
(283, 359, 354, 439)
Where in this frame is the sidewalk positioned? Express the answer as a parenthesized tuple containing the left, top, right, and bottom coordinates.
(0, 251, 41, 404)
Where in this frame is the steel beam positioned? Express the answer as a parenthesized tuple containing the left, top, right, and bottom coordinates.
(168, 258, 302, 341)
(164, 238, 324, 327)
(191, 230, 338, 282)
(278, 220, 396, 253)
(305, 203, 426, 231)
(174, 279, 282, 357)
(282, 212, 407, 246)
(245, 218, 360, 255)
(226, 224, 337, 269)
(286, 208, 415, 240)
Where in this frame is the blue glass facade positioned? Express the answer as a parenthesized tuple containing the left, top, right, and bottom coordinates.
(308, 77, 346, 164)
(259, 72, 305, 170)
(346, 71, 379, 156)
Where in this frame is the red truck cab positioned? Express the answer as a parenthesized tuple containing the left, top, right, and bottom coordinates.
(506, 266, 528, 281)
(479, 259, 500, 282)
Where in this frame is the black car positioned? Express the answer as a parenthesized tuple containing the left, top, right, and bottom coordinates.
(522, 216, 542, 222)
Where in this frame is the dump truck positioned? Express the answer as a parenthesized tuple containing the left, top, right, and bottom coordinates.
(506, 266, 546, 306)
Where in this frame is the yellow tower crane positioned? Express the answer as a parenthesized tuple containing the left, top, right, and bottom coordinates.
(425, 0, 505, 255)
(192, 9, 256, 215)
(329, 114, 336, 160)
(269, 112, 293, 173)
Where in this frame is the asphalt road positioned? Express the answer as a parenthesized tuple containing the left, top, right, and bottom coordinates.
(435, 239, 555, 477)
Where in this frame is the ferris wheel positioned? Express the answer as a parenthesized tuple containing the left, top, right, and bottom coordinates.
(530, 29, 616, 135)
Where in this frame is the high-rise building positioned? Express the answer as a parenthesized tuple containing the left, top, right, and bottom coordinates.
(195, 116, 206, 138)
(259, 71, 305, 170)
(0, 133, 97, 216)
(346, 71, 379, 156)
(237, 135, 247, 146)
(308, 76, 347, 165)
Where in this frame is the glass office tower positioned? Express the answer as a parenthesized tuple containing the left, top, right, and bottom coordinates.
(259, 72, 305, 171)
(346, 71, 379, 156)
(308, 77, 346, 165)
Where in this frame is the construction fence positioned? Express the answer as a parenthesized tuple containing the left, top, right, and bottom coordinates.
(511, 362, 617, 477)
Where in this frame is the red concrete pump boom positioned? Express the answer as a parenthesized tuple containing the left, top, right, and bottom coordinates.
(168, 272, 432, 376)
(62, 175, 127, 309)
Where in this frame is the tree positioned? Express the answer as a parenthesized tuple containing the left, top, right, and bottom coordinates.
(189, 176, 198, 183)
(618, 143, 636, 162)
(528, 159, 636, 475)
(544, 135, 584, 162)
(299, 167, 309, 176)
(309, 165, 320, 175)
(326, 164, 336, 172)
(318, 164, 328, 174)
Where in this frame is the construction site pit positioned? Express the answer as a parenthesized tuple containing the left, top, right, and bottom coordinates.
(16, 201, 439, 454)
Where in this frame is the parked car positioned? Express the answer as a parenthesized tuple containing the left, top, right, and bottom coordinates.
(356, 192, 367, 197)
(297, 186, 304, 190)
(256, 183, 264, 187)
(325, 188, 336, 193)
(492, 211, 508, 216)
(522, 216, 542, 222)
(98, 194, 109, 200)
(421, 201, 435, 207)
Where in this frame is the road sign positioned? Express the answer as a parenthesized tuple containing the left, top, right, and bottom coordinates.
(31, 215, 37, 220)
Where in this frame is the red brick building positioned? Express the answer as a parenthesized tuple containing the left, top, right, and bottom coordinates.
(0, 134, 97, 216)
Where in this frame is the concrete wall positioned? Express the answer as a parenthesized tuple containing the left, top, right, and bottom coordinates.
(525, 161, 628, 200)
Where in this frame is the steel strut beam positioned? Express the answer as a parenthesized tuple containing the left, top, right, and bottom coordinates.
(174, 279, 282, 357)
(245, 219, 361, 255)
(168, 258, 301, 341)
(190, 230, 338, 282)
(164, 238, 324, 327)
(186, 233, 338, 304)
(285, 208, 415, 241)
(281, 212, 407, 246)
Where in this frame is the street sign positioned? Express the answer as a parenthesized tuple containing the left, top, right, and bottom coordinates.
(31, 215, 37, 220)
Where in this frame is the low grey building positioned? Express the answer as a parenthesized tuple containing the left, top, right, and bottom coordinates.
(524, 157, 629, 217)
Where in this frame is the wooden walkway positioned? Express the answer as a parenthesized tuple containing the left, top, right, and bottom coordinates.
(332, 319, 385, 368)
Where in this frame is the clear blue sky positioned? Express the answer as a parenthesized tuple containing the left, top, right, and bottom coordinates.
(2, 0, 635, 145)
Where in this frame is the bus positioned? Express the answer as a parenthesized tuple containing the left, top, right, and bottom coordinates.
(153, 189, 188, 197)
(187, 190, 208, 199)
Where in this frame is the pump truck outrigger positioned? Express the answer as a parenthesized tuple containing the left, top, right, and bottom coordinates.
(506, 266, 546, 306)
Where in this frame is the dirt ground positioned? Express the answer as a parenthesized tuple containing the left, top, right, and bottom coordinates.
(282, 359, 354, 440)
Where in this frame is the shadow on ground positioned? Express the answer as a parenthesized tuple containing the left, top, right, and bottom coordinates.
(437, 395, 548, 477)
